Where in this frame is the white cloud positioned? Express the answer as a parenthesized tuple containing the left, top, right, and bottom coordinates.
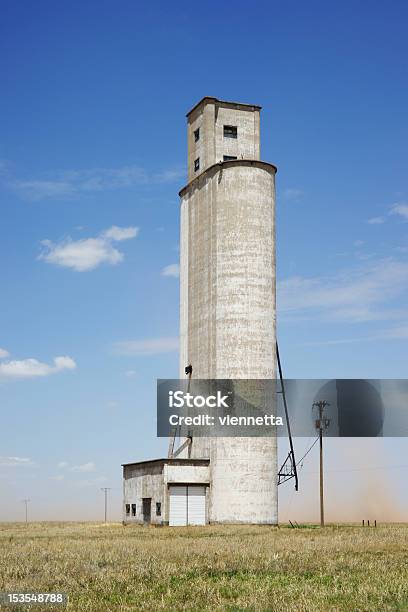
(57, 461, 69, 469)
(161, 263, 180, 278)
(70, 462, 95, 473)
(0, 348, 9, 359)
(368, 216, 386, 225)
(39, 237, 123, 271)
(50, 475, 64, 481)
(39, 225, 138, 272)
(0, 456, 34, 467)
(6, 164, 184, 201)
(278, 258, 408, 323)
(114, 336, 179, 356)
(0, 356, 76, 380)
(390, 202, 408, 221)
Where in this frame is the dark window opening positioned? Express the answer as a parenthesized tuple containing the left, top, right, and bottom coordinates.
(156, 502, 162, 516)
(125, 504, 130, 515)
(223, 155, 237, 161)
(131, 503, 136, 517)
(224, 125, 237, 139)
(194, 128, 200, 142)
(194, 158, 200, 172)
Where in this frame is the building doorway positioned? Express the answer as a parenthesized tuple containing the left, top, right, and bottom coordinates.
(142, 498, 152, 524)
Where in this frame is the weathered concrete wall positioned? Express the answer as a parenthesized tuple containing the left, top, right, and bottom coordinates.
(187, 98, 260, 181)
(164, 463, 210, 484)
(187, 103, 216, 182)
(214, 105, 260, 162)
(123, 463, 164, 525)
(179, 159, 278, 524)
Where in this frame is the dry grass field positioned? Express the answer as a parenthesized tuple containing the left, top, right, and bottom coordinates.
(1, 522, 408, 611)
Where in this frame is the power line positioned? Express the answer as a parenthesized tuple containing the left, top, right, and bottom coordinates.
(296, 436, 320, 466)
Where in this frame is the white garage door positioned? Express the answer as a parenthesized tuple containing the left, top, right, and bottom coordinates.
(169, 485, 206, 526)
(169, 485, 187, 526)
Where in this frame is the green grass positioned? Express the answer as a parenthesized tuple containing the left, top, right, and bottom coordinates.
(1, 522, 408, 611)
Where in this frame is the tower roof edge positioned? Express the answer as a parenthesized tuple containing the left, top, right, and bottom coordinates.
(186, 96, 262, 117)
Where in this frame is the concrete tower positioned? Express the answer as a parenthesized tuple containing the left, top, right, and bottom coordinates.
(179, 97, 278, 524)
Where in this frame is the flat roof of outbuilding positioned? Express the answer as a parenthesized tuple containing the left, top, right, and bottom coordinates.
(122, 457, 210, 467)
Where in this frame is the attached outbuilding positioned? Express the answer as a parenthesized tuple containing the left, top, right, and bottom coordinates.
(122, 458, 210, 526)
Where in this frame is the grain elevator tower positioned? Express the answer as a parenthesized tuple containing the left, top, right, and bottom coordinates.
(178, 97, 278, 524)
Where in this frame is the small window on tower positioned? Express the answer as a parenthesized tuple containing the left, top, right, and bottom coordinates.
(223, 155, 237, 161)
(194, 158, 200, 172)
(131, 503, 136, 516)
(194, 128, 200, 142)
(156, 502, 162, 516)
(125, 504, 130, 515)
(224, 125, 237, 139)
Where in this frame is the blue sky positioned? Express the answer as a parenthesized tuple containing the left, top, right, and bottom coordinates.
(0, 0, 407, 521)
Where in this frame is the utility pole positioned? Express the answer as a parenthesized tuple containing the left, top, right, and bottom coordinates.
(313, 401, 330, 527)
(100, 488, 111, 523)
(22, 499, 30, 525)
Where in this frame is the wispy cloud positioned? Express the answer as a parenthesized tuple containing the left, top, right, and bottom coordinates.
(367, 216, 385, 225)
(5, 164, 185, 201)
(0, 456, 34, 467)
(101, 226, 138, 241)
(114, 336, 179, 356)
(296, 325, 408, 347)
(278, 258, 408, 323)
(70, 462, 95, 473)
(76, 476, 107, 487)
(38, 225, 138, 272)
(282, 188, 303, 201)
(152, 168, 185, 183)
(50, 475, 64, 481)
(390, 202, 408, 221)
(161, 263, 180, 278)
(0, 348, 9, 359)
(367, 201, 408, 226)
(0, 355, 76, 380)
(382, 325, 408, 339)
(0, 159, 10, 176)
(57, 461, 69, 469)
(124, 370, 137, 378)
